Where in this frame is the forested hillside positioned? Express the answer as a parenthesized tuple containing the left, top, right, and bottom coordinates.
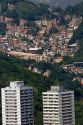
(0, 52, 83, 125)
(0, 0, 60, 22)
(65, 2, 83, 16)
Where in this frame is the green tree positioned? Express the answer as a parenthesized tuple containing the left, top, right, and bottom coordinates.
(49, 27, 59, 34)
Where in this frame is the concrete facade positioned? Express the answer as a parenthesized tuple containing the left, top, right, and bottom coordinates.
(1, 81, 34, 125)
(42, 86, 75, 125)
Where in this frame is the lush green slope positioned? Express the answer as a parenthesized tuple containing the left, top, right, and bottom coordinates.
(0, 53, 82, 125)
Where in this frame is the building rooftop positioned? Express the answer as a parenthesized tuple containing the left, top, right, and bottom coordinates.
(51, 86, 60, 92)
(10, 81, 24, 88)
(43, 86, 74, 94)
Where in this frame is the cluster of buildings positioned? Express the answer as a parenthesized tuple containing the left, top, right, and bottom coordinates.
(1, 81, 75, 125)
(0, 13, 82, 62)
(62, 62, 83, 74)
(52, 16, 82, 58)
(7, 51, 48, 62)
(62, 62, 83, 85)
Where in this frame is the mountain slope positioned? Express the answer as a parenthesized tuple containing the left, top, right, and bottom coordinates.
(1, 0, 59, 21)
(29, 0, 83, 9)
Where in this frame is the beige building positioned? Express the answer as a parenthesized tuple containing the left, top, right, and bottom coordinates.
(8, 51, 47, 62)
(42, 86, 75, 125)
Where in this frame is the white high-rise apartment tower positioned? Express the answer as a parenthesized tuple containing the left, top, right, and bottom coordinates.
(1, 81, 34, 125)
(42, 86, 75, 125)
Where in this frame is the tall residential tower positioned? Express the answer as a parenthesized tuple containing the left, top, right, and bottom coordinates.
(1, 81, 34, 125)
(42, 86, 75, 125)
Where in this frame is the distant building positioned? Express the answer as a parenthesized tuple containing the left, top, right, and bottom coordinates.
(1, 81, 34, 125)
(42, 86, 75, 125)
(8, 51, 48, 62)
(28, 47, 42, 54)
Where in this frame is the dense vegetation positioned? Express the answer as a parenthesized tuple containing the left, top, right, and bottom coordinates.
(0, 52, 82, 125)
(0, 22, 6, 35)
(0, 0, 59, 22)
(65, 2, 83, 16)
(70, 21, 83, 44)
(68, 21, 83, 61)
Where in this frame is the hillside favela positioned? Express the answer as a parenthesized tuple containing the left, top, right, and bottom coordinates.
(0, 0, 83, 125)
